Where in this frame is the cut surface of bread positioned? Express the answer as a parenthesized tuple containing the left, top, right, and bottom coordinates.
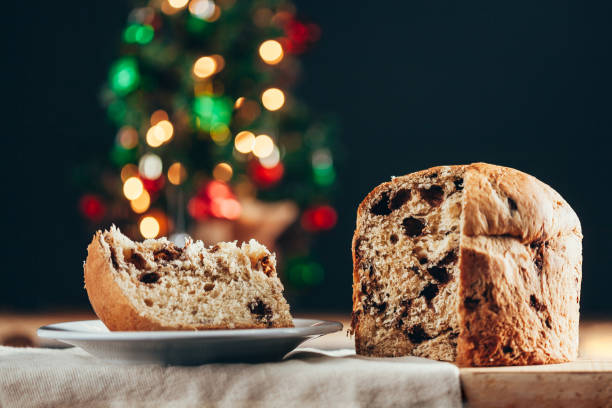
(351, 163, 582, 366)
(84, 226, 293, 331)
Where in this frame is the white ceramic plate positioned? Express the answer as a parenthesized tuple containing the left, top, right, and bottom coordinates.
(37, 318, 342, 365)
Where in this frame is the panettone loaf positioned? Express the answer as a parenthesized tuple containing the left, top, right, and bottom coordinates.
(351, 163, 582, 366)
(84, 226, 293, 330)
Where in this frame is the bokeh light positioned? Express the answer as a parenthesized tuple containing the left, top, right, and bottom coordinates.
(123, 177, 144, 200)
(205, 5, 221, 22)
(120, 163, 139, 182)
(168, 162, 187, 185)
(123, 24, 154, 45)
(234, 131, 255, 153)
(234, 96, 245, 109)
(79, 194, 106, 222)
(258, 40, 284, 65)
(259, 145, 280, 168)
(168, 0, 189, 8)
(312, 148, 336, 186)
(253, 134, 274, 158)
(189, 0, 215, 20)
(261, 88, 285, 111)
(193, 95, 232, 132)
(146, 125, 165, 147)
(210, 124, 230, 145)
(156, 120, 174, 142)
(109, 57, 140, 95)
(140, 216, 160, 238)
(207, 180, 232, 198)
(210, 197, 241, 220)
(117, 126, 139, 149)
(211, 54, 225, 71)
(193, 56, 217, 79)
(288, 258, 325, 286)
(301, 205, 337, 231)
(139, 153, 163, 180)
(150, 109, 169, 126)
(213, 162, 233, 181)
(130, 190, 151, 214)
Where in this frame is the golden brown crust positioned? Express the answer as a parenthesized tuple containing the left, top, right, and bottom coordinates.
(84, 232, 287, 331)
(462, 162, 581, 242)
(457, 163, 582, 366)
(84, 232, 168, 331)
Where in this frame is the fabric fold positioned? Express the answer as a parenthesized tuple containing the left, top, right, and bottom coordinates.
(0, 346, 461, 408)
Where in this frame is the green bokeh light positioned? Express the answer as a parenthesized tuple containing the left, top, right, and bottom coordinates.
(107, 100, 127, 123)
(193, 95, 232, 132)
(123, 24, 154, 45)
(288, 258, 325, 286)
(313, 163, 336, 186)
(186, 15, 208, 33)
(110, 144, 136, 166)
(109, 57, 140, 95)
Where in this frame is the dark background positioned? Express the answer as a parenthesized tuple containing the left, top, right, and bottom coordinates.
(3, 1, 611, 316)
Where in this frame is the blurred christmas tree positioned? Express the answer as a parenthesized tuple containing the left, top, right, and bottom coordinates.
(78, 0, 338, 294)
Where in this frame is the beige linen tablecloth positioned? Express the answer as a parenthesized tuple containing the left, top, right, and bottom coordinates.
(0, 346, 461, 407)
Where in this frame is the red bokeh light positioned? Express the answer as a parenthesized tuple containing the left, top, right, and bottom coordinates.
(142, 175, 165, 193)
(249, 160, 284, 188)
(189, 181, 242, 220)
(188, 196, 209, 220)
(79, 194, 106, 222)
(301, 205, 337, 231)
(205, 180, 233, 199)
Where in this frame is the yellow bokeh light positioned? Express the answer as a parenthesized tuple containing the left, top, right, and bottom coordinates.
(258, 40, 284, 65)
(168, 162, 187, 185)
(193, 56, 217, 79)
(253, 134, 274, 158)
(234, 96, 245, 109)
(211, 124, 230, 145)
(150, 109, 169, 126)
(261, 88, 285, 111)
(120, 163, 139, 183)
(211, 54, 225, 71)
(213, 162, 233, 182)
(118, 126, 139, 149)
(146, 125, 166, 147)
(130, 190, 151, 214)
(156, 120, 174, 142)
(139, 153, 163, 180)
(189, 0, 215, 19)
(161, 0, 182, 14)
(234, 131, 255, 153)
(205, 4, 221, 22)
(168, 0, 189, 8)
(259, 145, 280, 168)
(140, 216, 160, 239)
(123, 177, 144, 200)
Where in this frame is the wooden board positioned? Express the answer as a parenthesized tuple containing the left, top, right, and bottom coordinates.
(460, 359, 612, 408)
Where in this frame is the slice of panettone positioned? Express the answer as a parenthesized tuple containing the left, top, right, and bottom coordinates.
(84, 226, 293, 330)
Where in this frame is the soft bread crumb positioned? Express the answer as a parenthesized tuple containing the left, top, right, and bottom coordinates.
(352, 166, 463, 361)
(85, 227, 293, 330)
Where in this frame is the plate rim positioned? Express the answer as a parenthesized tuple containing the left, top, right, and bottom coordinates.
(37, 318, 343, 341)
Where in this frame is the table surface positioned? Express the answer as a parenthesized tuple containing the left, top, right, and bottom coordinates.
(2, 311, 611, 408)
